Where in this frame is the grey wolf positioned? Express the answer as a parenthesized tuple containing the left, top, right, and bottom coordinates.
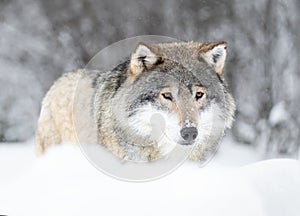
(36, 41, 236, 162)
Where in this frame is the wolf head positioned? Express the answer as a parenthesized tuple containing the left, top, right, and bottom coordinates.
(111, 41, 236, 158)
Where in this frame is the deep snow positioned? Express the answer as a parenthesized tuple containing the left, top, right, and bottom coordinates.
(0, 138, 299, 216)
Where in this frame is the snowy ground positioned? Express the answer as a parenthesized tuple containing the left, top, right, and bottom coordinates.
(0, 137, 299, 216)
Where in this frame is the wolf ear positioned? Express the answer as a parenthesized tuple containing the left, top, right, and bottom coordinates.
(199, 42, 227, 77)
(130, 43, 158, 77)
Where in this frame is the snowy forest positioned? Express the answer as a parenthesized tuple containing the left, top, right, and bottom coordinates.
(1, 0, 300, 158)
(1, 1, 300, 215)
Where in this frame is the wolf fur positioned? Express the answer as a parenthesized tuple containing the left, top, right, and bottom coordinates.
(36, 41, 236, 162)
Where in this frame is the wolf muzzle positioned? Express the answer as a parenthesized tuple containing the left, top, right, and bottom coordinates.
(180, 126, 198, 144)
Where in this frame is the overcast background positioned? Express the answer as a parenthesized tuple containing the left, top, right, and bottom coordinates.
(0, 0, 299, 158)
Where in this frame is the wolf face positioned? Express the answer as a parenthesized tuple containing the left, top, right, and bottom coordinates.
(110, 42, 235, 158)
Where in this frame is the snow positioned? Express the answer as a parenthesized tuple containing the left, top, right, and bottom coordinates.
(0, 138, 299, 216)
(269, 101, 290, 126)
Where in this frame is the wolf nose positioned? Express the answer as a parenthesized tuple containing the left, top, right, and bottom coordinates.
(180, 127, 198, 143)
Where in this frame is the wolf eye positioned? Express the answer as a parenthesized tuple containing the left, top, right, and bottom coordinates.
(195, 92, 205, 101)
(161, 92, 173, 101)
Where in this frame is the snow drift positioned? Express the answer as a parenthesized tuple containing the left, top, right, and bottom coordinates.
(0, 142, 299, 216)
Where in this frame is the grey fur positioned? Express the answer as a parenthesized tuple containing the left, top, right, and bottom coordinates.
(87, 42, 235, 161)
(36, 41, 236, 162)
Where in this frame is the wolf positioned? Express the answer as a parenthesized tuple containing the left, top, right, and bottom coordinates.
(36, 41, 236, 162)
